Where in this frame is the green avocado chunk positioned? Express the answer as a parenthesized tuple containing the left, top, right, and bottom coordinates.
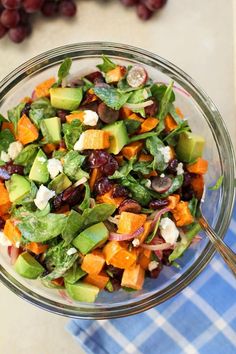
(50, 87, 83, 111)
(6, 174, 31, 203)
(41, 117, 61, 143)
(29, 149, 49, 184)
(14, 252, 44, 279)
(65, 281, 99, 302)
(176, 132, 205, 163)
(48, 173, 72, 194)
(64, 267, 87, 284)
(102, 121, 129, 154)
(72, 222, 109, 255)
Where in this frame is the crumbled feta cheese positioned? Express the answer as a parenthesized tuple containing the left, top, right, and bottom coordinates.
(148, 260, 159, 272)
(159, 146, 172, 163)
(8, 141, 23, 160)
(74, 132, 85, 151)
(176, 162, 184, 175)
(34, 185, 56, 210)
(0, 231, 12, 246)
(15, 241, 20, 248)
(66, 247, 78, 256)
(145, 179, 152, 189)
(37, 156, 47, 163)
(47, 158, 63, 179)
(0, 151, 10, 162)
(159, 217, 179, 245)
(132, 238, 140, 247)
(160, 173, 165, 178)
(83, 110, 99, 126)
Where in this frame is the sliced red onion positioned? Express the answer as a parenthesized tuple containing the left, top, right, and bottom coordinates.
(58, 290, 73, 304)
(109, 226, 144, 241)
(141, 242, 171, 251)
(123, 100, 154, 110)
(8, 245, 20, 265)
(150, 207, 170, 230)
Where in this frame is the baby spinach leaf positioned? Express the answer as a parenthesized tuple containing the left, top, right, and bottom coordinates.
(18, 213, 67, 242)
(163, 120, 190, 146)
(208, 175, 224, 191)
(129, 131, 157, 143)
(62, 210, 84, 244)
(63, 151, 88, 181)
(127, 88, 151, 104)
(151, 83, 175, 104)
(168, 103, 183, 125)
(43, 240, 78, 280)
(121, 174, 151, 206)
(188, 197, 199, 217)
(123, 119, 141, 134)
(109, 158, 135, 179)
(82, 204, 116, 229)
(7, 102, 25, 132)
(97, 55, 116, 73)
(53, 58, 72, 87)
(168, 223, 202, 262)
(62, 119, 83, 150)
(155, 81, 174, 135)
(79, 182, 91, 211)
(14, 144, 38, 166)
(133, 161, 153, 175)
(0, 129, 15, 154)
(93, 86, 131, 110)
(29, 98, 56, 127)
(146, 136, 167, 171)
(0, 113, 6, 124)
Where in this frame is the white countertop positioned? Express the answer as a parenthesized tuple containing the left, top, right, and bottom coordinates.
(0, 1, 235, 353)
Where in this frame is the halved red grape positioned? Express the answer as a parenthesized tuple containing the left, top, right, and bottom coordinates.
(151, 176, 172, 193)
(127, 65, 148, 88)
(98, 102, 119, 124)
(2, 0, 21, 10)
(1, 9, 20, 28)
(41, 1, 58, 17)
(58, 0, 76, 17)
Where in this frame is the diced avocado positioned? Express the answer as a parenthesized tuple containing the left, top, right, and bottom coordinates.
(41, 117, 61, 143)
(102, 121, 129, 154)
(176, 132, 205, 163)
(64, 267, 86, 284)
(65, 281, 99, 302)
(29, 149, 49, 184)
(72, 222, 109, 255)
(50, 87, 83, 111)
(48, 173, 72, 194)
(14, 252, 44, 279)
(6, 174, 31, 203)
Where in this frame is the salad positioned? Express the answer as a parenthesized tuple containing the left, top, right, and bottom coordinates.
(0, 56, 210, 303)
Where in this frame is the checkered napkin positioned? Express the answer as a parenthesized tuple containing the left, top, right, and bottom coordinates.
(66, 207, 236, 354)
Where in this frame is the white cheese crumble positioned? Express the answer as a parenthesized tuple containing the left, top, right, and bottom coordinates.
(66, 247, 78, 256)
(159, 146, 172, 163)
(8, 141, 23, 160)
(47, 158, 63, 179)
(74, 132, 85, 151)
(0, 151, 10, 162)
(148, 260, 159, 272)
(0, 231, 12, 246)
(176, 162, 184, 175)
(132, 238, 140, 247)
(145, 179, 152, 189)
(15, 241, 20, 248)
(160, 173, 165, 178)
(83, 110, 99, 126)
(159, 217, 179, 245)
(34, 185, 56, 210)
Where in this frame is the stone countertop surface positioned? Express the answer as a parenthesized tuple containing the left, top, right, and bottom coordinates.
(0, 1, 235, 354)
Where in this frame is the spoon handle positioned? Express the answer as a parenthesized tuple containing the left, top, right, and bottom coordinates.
(199, 216, 236, 277)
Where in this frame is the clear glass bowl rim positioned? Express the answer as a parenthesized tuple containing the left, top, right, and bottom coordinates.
(0, 42, 235, 319)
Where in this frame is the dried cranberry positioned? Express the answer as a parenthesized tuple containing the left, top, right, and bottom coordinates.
(183, 172, 192, 187)
(112, 186, 129, 198)
(84, 71, 104, 85)
(109, 278, 121, 292)
(145, 99, 158, 117)
(0, 216, 5, 229)
(20, 102, 31, 116)
(106, 265, 124, 280)
(167, 158, 178, 174)
(118, 199, 142, 214)
(148, 264, 162, 278)
(62, 186, 82, 206)
(162, 249, 172, 265)
(181, 186, 194, 201)
(101, 155, 119, 176)
(52, 194, 63, 210)
(149, 199, 169, 209)
(88, 150, 109, 168)
(5, 163, 24, 175)
(94, 177, 113, 196)
(57, 109, 69, 123)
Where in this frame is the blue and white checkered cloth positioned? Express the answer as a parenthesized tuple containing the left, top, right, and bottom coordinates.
(66, 207, 236, 354)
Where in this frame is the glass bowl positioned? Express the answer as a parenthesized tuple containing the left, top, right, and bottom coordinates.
(0, 42, 235, 319)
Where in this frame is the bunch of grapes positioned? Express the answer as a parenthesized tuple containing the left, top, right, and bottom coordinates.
(0, 0, 168, 44)
(0, 0, 76, 43)
(120, 0, 167, 20)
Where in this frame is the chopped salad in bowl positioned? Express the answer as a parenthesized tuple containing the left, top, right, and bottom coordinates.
(0, 55, 222, 304)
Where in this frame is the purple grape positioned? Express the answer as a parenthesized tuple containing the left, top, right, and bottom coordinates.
(59, 0, 76, 17)
(2, 0, 21, 10)
(151, 176, 172, 193)
(127, 65, 148, 88)
(8, 24, 26, 42)
(1, 9, 20, 28)
(41, 1, 58, 16)
(98, 102, 119, 124)
(94, 177, 114, 196)
(143, 0, 164, 11)
(136, 3, 153, 20)
(56, 109, 69, 123)
(23, 0, 44, 13)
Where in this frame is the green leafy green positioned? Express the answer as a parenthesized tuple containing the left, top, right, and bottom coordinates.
(82, 204, 116, 229)
(208, 175, 224, 190)
(105, 280, 114, 292)
(149, 174, 184, 199)
(0, 113, 6, 124)
(53, 58, 72, 87)
(18, 212, 67, 242)
(62, 210, 84, 244)
(123, 119, 141, 134)
(127, 88, 151, 104)
(82, 78, 94, 91)
(29, 98, 56, 127)
(121, 175, 151, 206)
(169, 223, 202, 262)
(154, 81, 174, 135)
(7, 102, 25, 132)
(62, 119, 83, 150)
(79, 182, 91, 211)
(168, 103, 183, 125)
(129, 132, 157, 143)
(63, 151, 88, 181)
(97, 55, 116, 73)
(188, 197, 199, 217)
(146, 136, 167, 171)
(151, 83, 175, 104)
(93, 86, 131, 110)
(43, 240, 78, 280)
(0, 129, 15, 154)
(133, 161, 153, 175)
(14, 144, 38, 166)
(163, 120, 190, 146)
(109, 158, 135, 179)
